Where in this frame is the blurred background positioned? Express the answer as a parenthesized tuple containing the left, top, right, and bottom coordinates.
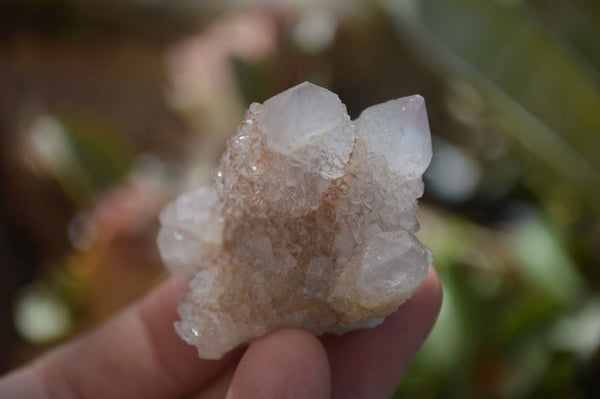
(1, 0, 599, 397)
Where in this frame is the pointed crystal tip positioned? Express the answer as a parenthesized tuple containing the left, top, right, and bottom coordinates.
(260, 81, 349, 155)
(355, 95, 432, 175)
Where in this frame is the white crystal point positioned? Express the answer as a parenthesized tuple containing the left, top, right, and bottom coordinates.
(357, 230, 432, 308)
(157, 188, 222, 275)
(260, 81, 354, 178)
(261, 81, 346, 153)
(157, 82, 433, 359)
(355, 95, 432, 176)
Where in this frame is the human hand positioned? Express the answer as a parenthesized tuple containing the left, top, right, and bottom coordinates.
(0, 267, 441, 399)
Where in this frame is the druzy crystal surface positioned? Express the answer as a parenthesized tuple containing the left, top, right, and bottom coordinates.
(157, 82, 433, 359)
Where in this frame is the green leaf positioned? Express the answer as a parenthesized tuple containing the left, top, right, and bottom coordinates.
(384, 0, 600, 213)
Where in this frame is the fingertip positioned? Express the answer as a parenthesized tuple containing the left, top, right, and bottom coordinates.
(227, 328, 330, 399)
(323, 265, 443, 398)
(403, 265, 442, 325)
(425, 265, 443, 307)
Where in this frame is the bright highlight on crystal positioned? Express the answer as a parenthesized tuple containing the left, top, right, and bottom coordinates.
(157, 82, 433, 359)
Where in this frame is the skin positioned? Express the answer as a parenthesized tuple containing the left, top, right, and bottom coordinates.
(0, 266, 441, 399)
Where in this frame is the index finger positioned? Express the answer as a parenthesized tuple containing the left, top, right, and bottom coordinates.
(2, 275, 243, 399)
(322, 266, 442, 398)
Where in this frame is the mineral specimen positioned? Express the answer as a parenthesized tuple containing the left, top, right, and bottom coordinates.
(157, 82, 433, 359)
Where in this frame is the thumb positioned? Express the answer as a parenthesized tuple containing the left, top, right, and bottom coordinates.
(226, 328, 330, 399)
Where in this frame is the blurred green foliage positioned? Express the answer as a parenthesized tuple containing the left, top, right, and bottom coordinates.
(387, 0, 600, 213)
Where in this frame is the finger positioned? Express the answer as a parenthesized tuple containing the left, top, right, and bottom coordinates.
(184, 362, 237, 399)
(20, 275, 243, 399)
(0, 368, 47, 398)
(322, 266, 442, 399)
(226, 328, 331, 399)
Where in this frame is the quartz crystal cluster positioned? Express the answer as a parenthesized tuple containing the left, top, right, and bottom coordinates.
(157, 82, 433, 359)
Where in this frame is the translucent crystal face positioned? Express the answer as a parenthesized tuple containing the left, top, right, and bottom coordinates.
(261, 82, 348, 154)
(260, 82, 355, 179)
(157, 82, 433, 359)
(354, 95, 432, 176)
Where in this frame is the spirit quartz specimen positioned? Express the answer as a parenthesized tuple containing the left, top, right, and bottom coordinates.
(157, 82, 433, 359)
